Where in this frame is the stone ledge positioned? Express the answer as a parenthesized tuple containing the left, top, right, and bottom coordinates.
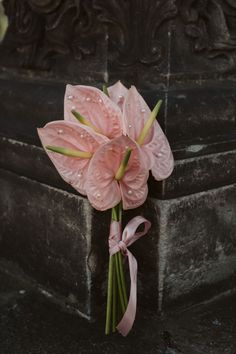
(1, 135, 236, 199)
(156, 183, 236, 309)
(0, 168, 160, 319)
(0, 168, 236, 318)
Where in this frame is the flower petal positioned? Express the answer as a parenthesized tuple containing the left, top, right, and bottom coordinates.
(123, 86, 152, 142)
(108, 81, 128, 111)
(146, 121, 174, 180)
(120, 182, 148, 210)
(120, 141, 149, 209)
(123, 86, 174, 180)
(37, 121, 107, 195)
(86, 137, 126, 211)
(86, 135, 148, 211)
(64, 85, 123, 139)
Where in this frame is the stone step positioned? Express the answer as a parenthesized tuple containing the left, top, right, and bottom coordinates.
(0, 263, 235, 354)
(0, 165, 236, 319)
(0, 76, 236, 149)
(1, 135, 236, 200)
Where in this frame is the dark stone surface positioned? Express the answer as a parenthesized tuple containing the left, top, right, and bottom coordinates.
(0, 168, 160, 318)
(1, 2, 236, 150)
(1, 136, 236, 201)
(0, 167, 236, 317)
(0, 76, 64, 145)
(0, 261, 235, 354)
(1, 0, 236, 329)
(156, 184, 236, 309)
(166, 84, 236, 146)
(0, 168, 94, 319)
(1, 76, 236, 151)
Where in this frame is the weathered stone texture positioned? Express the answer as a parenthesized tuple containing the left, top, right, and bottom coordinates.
(0, 168, 160, 317)
(0, 168, 93, 318)
(156, 184, 236, 309)
(0, 0, 236, 317)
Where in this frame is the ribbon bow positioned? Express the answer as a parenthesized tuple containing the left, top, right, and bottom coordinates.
(109, 215, 151, 336)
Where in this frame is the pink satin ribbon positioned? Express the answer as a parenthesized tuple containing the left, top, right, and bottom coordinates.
(109, 216, 151, 336)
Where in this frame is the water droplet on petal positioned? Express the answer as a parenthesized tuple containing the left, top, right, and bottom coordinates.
(128, 124, 132, 128)
(67, 95, 73, 100)
(157, 152, 163, 157)
(80, 134, 84, 138)
(98, 98, 102, 103)
(86, 97, 91, 102)
(141, 108, 146, 113)
(72, 106, 76, 110)
(58, 129, 63, 134)
(118, 95, 123, 99)
(78, 172, 83, 178)
(96, 193, 101, 198)
(128, 190, 132, 195)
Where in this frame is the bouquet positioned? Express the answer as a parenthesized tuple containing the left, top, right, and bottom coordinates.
(38, 81, 174, 336)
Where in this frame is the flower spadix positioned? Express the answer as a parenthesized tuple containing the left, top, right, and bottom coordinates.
(86, 136, 148, 211)
(46, 145, 93, 159)
(115, 148, 132, 180)
(71, 109, 102, 135)
(136, 100, 162, 146)
(38, 121, 108, 196)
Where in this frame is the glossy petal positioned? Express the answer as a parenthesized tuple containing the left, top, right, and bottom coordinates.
(37, 121, 107, 196)
(108, 81, 128, 111)
(120, 143, 149, 210)
(123, 86, 174, 180)
(123, 86, 152, 142)
(86, 136, 148, 211)
(64, 85, 123, 139)
(144, 121, 174, 180)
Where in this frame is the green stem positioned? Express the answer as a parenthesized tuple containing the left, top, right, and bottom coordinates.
(105, 255, 114, 335)
(118, 251, 128, 307)
(115, 253, 126, 314)
(105, 202, 128, 335)
(112, 262, 117, 332)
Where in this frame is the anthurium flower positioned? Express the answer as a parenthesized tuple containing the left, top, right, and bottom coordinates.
(107, 80, 128, 111)
(64, 85, 124, 139)
(37, 121, 108, 196)
(107, 82, 174, 181)
(86, 136, 148, 211)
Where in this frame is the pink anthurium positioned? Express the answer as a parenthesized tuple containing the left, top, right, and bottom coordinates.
(38, 121, 108, 196)
(115, 84, 174, 181)
(86, 135, 148, 211)
(64, 85, 124, 139)
(107, 80, 128, 111)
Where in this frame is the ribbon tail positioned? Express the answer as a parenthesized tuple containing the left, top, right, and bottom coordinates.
(116, 250, 137, 336)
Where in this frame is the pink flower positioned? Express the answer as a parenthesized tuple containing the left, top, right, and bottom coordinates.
(86, 136, 148, 211)
(108, 82, 174, 181)
(64, 85, 124, 139)
(107, 80, 128, 111)
(38, 82, 174, 210)
(37, 121, 108, 196)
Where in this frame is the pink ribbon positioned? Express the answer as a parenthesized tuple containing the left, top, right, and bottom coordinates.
(109, 216, 151, 336)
